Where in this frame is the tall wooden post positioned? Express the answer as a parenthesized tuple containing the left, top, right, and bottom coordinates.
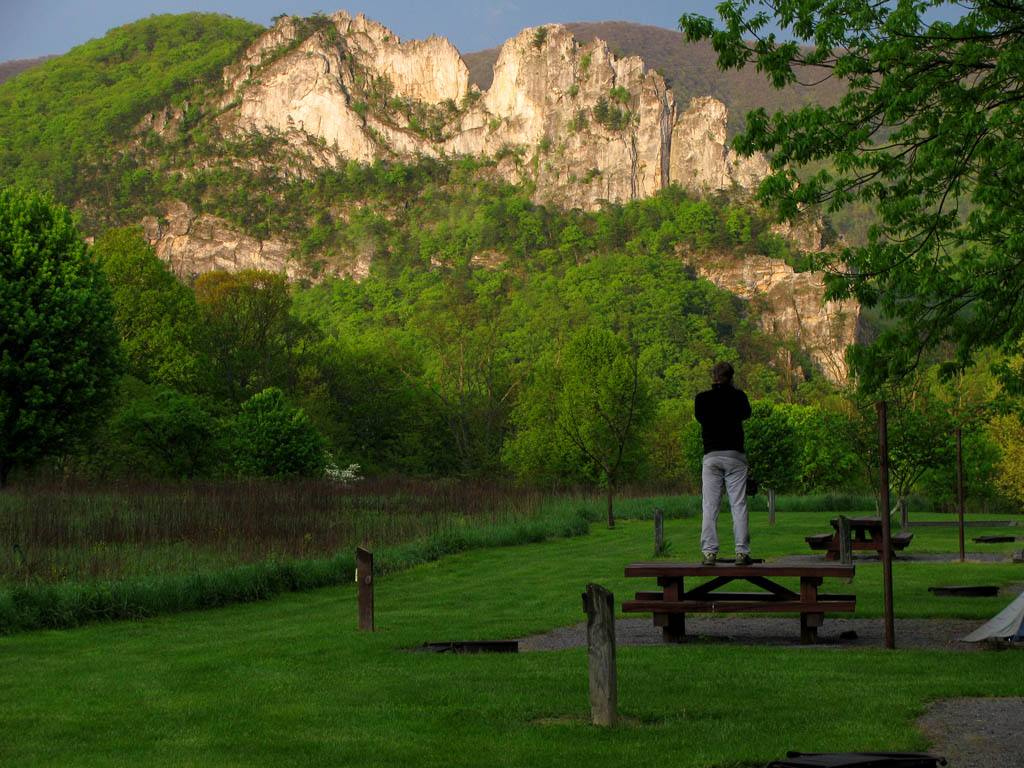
(356, 546, 374, 632)
(956, 426, 966, 563)
(653, 508, 664, 555)
(877, 401, 895, 649)
(768, 488, 776, 526)
(582, 583, 617, 727)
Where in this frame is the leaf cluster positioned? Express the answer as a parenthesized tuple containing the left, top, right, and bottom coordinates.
(681, 1, 1024, 393)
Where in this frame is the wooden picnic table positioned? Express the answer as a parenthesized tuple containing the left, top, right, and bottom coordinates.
(805, 516, 914, 560)
(622, 562, 856, 644)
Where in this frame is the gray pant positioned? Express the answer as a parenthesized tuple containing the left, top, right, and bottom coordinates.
(700, 451, 750, 555)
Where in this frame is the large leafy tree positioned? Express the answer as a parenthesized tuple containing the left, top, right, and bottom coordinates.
(194, 270, 320, 405)
(93, 227, 204, 391)
(681, 1, 1024, 392)
(0, 187, 120, 486)
(510, 326, 653, 527)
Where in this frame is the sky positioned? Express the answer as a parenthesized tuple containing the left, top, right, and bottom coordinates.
(2, 1, 723, 62)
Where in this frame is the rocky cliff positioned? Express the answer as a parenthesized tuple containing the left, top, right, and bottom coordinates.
(214, 12, 768, 210)
(690, 252, 868, 385)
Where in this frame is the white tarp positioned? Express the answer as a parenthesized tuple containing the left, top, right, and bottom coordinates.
(962, 591, 1024, 642)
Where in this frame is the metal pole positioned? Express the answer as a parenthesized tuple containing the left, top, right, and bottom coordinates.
(956, 426, 966, 562)
(877, 401, 895, 649)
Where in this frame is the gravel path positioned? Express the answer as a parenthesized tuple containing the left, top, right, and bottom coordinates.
(517, 616, 993, 652)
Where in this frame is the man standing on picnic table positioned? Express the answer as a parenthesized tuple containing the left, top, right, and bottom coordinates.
(694, 361, 752, 566)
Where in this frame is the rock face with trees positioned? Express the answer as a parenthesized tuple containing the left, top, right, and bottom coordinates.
(213, 13, 768, 210)
(124, 11, 862, 387)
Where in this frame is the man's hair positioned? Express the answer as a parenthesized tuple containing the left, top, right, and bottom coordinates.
(712, 361, 734, 385)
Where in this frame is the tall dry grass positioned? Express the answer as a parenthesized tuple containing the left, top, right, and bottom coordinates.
(1, 476, 548, 584)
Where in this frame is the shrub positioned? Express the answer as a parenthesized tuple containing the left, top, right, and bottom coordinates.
(233, 388, 327, 478)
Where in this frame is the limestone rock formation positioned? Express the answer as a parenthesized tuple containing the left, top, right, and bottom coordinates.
(692, 254, 868, 385)
(213, 12, 769, 209)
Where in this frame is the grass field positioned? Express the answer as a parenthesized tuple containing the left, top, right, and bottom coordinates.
(1, 507, 1022, 767)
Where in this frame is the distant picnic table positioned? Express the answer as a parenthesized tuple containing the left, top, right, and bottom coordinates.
(622, 562, 855, 645)
(805, 516, 914, 560)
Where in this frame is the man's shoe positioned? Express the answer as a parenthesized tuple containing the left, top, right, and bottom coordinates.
(734, 553, 753, 566)
(701, 552, 717, 566)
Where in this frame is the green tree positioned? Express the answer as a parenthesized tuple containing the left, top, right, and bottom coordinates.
(549, 326, 654, 527)
(849, 379, 956, 521)
(93, 227, 203, 390)
(681, 2, 1024, 392)
(194, 270, 320, 405)
(109, 380, 225, 479)
(0, 187, 120, 487)
(233, 387, 327, 478)
(299, 338, 452, 476)
(403, 269, 522, 476)
(745, 400, 800, 521)
(776, 403, 860, 493)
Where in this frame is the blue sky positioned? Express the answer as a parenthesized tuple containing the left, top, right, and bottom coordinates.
(2, 1, 717, 61)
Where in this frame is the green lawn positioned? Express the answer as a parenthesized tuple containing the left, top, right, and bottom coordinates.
(1, 510, 1021, 767)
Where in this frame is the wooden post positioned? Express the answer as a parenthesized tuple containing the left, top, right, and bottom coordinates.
(653, 507, 663, 555)
(582, 583, 617, 727)
(956, 426, 966, 563)
(838, 515, 852, 565)
(768, 488, 776, 526)
(356, 546, 374, 632)
(877, 401, 895, 650)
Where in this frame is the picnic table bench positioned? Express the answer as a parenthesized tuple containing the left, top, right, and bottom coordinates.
(622, 562, 856, 644)
(806, 516, 913, 560)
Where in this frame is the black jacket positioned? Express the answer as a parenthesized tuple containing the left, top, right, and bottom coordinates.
(694, 383, 751, 454)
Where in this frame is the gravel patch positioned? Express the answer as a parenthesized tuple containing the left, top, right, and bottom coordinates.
(917, 697, 1024, 768)
(516, 616, 993, 652)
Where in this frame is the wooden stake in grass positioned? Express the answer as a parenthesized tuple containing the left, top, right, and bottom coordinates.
(582, 583, 617, 726)
(654, 508, 663, 555)
(356, 546, 374, 632)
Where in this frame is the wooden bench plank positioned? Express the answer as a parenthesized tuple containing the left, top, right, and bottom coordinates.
(625, 562, 855, 578)
(622, 599, 856, 614)
(632, 591, 856, 603)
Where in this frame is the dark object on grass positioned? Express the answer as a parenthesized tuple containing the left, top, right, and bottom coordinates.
(766, 752, 946, 767)
(417, 641, 518, 653)
(972, 535, 1018, 543)
(909, 520, 1015, 527)
(927, 585, 999, 597)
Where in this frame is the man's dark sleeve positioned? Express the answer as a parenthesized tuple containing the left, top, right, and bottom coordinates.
(738, 390, 751, 420)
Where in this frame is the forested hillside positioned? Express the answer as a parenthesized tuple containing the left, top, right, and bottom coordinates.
(0, 14, 262, 199)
